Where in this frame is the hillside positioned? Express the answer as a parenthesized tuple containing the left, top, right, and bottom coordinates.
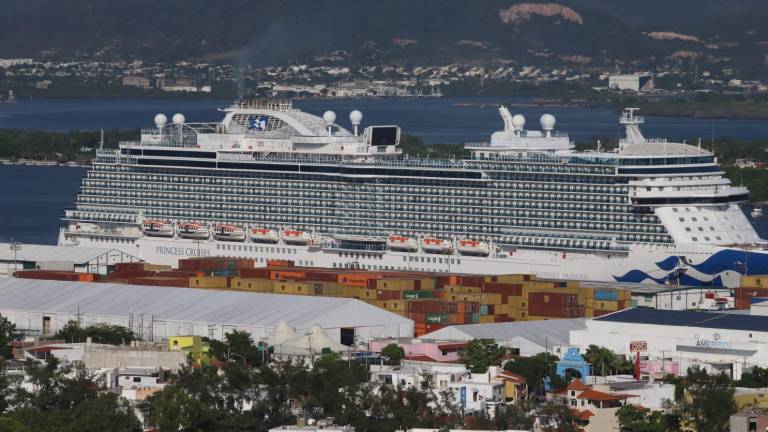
(0, 0, 766, 74)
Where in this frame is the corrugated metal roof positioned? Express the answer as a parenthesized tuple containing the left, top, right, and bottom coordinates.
(0, 243, 131, 264)
(0, 278, 410, 329)
(420, 318, 585, 348)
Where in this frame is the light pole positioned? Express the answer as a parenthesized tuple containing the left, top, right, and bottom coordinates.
(10, 240, 22, 276)
(306, 330, 314, 364)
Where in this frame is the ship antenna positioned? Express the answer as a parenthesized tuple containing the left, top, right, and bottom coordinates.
(99, 129, 104, 150)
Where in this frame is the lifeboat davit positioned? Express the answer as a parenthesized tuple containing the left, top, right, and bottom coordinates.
(457, 239, 490, 257)
(212, 224, 246, 242)
(176, 222, 209, 240)
(142, 220, 174, 238)
(421, 238, 453, 255)
(283, 230, 311, 245)
(250, 228, 279, 244)
(387, 235, 418, 252)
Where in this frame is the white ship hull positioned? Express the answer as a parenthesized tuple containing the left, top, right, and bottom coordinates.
(58, 229, 762, 287)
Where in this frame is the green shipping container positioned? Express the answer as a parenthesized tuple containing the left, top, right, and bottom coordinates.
(403, 290, 434, 300)
(426, 313, 447, 324)
(479, 305, 489, 315)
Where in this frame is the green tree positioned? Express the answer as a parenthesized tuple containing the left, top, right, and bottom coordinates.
(53, 320, 137, 345)
(460, 339, 506, 374)
(380, 343, 405, 366)
(616, 404, 680, 432)
(736, 366, 768, 388)
(495, 400, 535, 430)
(504, 353, 564, 395)
(0, 314, 18, 359)
(537, 400, 583, 432)
(677, 367, 737, 432)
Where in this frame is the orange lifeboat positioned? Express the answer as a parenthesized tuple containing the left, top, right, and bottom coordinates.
(421, 238, 453, 254)
(176, 222, 209, 240)
(142, 220, 174, 238)
(212, 224, 246, 242)
(283, 230, 311, 245)
(457, 239, 490, 257)
(387, 235, 418, 252)
(250, 228, 279, 244)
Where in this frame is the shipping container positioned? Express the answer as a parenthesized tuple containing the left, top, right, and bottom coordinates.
(15, 270, 95, 282)
(594, 290, 619, 301)
(270, 270, 306, 281)
(402, 290, 434, 300)
(188, 276, 229, 289)
(376, 289, 402, 300)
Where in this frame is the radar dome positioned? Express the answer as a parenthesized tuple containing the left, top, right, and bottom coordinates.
(172, 113, 186, 125)
(540, 113, 556, 130)
(154, 113, 168, 128)
(322, 110, 337, 125)
(349, 110, 363, 125)
(511, 114, 526, 131)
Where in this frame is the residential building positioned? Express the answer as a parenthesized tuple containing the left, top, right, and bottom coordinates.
(730, 408, 768, 432)
(548, 378, 636, 432)
(369, 338, 464, 362)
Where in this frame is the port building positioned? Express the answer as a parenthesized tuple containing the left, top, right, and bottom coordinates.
(608, 73, 654, 92)
(420, 318, 585, 357)
(0, 278, 413, 344)
(570, 308, 768, 380)
(0, 243, 139, 277)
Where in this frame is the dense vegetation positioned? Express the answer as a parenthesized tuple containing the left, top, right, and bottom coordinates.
(53, 320, 138, 346)
(0, 129, 135, 164)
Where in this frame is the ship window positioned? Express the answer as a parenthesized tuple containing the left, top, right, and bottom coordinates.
(691, 217, 698, 222)
(678, 217, 685, 222)
(698, 227, 704, 231)
(705, 237, 711, 241)
(709, 227, 715, 231)
(716, 236, 722, 241)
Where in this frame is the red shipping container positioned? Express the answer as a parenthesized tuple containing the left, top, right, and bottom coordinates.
(238, 268, 272, 278)
(304, 271, 339, 283)
(483, 282, 523, 297)
(377, 290, 402, 300)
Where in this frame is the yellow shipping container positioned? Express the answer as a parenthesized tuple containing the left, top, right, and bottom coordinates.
(229, 277, 273, 292)
(444, 285, 482, 294)
(479, 315, 497, 324)
(373, 299, 407, 312)
(741, 275, 768, 288)
(189, 276, 228, 289)
(357, 288, 378, 300)
(420, 278, 437, 291)
(594, 300, 619, 310)
(274, 281, 311, 295)
(320, 283, 344, 297)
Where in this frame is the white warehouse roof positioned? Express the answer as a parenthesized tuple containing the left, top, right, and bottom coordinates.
(0, 243, 136, 264)
(420, 319, 585, 357)
(0, 278, 413, 342)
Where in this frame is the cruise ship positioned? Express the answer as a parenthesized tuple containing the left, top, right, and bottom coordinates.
(59, 100, 768, 287)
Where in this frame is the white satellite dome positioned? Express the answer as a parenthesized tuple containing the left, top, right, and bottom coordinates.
(322, 110, 337, 125)
(349, 110, 363, 125)
(154, 113, 168, 128)
(540, 113, 556, 130)
(511, 114, 526, 131)
(172, 113, 186, 125)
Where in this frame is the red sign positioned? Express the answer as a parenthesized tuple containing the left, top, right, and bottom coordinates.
(629, 341, 647, 352)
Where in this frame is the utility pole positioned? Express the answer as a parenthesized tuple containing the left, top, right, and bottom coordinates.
(9, 240, 22, 276)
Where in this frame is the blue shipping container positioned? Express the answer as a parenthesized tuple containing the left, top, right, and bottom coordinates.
(594, 290, 619, 301)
